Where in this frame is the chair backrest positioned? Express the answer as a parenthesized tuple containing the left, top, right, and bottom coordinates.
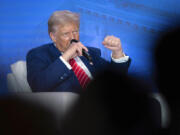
(7, 60, 32, 92)
(151, 92, 170, 128)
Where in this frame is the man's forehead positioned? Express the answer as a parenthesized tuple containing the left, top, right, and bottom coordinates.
(57, 24, 79, 32)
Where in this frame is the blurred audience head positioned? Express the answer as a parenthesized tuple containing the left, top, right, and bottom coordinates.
(154, 25, 180, 135)
(154, 26, 180, 102)
(62, 70, 159, 135)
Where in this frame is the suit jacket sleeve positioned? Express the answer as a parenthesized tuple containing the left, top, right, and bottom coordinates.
(110, 58, 131, 75)
(88, 47, 131, 76)
(26, 49, 74, 92)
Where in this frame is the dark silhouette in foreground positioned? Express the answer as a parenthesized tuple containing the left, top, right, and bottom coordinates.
(61, 70, 161, 135)
(154, 26, 180, 135)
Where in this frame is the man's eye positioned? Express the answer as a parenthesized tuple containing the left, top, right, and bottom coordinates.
(73, 31, 78, 34)
(63, 33, 69, 36)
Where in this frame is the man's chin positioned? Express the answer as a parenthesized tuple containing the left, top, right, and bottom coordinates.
(63, 44, 70, 52)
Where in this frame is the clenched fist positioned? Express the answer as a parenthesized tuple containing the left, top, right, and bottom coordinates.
(102, 35, 124, 59)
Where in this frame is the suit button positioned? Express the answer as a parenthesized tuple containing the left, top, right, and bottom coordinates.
(60, 76, 64, 80)
(64, 73, 67, 77)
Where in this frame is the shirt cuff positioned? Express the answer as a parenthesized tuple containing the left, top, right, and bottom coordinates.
(111, 53, 129, 63)
(59, 56, 72, 70)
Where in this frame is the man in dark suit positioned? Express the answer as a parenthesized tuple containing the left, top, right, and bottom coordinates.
(26, 10, 131, 92)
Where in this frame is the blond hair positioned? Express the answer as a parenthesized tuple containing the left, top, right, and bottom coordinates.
(48, 10, 80, 35)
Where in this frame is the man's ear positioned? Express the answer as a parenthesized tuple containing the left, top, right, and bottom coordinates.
(50, 32, 56, 42)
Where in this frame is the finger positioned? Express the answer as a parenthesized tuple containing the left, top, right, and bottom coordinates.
(70, 43, 82, 56)
(104, 42, 118, 48)
(102, 40, 115, 47)
(104, 36, 111, 43)
(72, 53, 78, 59)
(104, 44, 119, 50)
(76, 47, 82, 56)
(113, 40, 120, 46)
(111, 40, 117, 46)
(106, 36, 117, 45)
(110, 38, 121, 47)
(78, 42, 89, 52)
(102, 41, 106, 45)
(106, 38, 112, 45)
(107, 39, 116, 47)
(103, 35, 121, 47)
(82, 46, 88, 52)
(103, 39, 110, 46)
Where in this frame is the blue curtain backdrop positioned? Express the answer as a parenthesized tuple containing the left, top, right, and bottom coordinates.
(1, 0, 180, 94)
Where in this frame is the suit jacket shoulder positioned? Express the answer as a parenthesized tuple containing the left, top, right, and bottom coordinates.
(87, 47, 101, 57)
(26, 43, 80, 92)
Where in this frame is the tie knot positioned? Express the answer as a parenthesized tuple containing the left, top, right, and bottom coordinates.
(69, 58, 75, 65)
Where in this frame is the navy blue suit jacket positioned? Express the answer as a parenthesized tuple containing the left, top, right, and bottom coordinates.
(26, 43, 131, 93)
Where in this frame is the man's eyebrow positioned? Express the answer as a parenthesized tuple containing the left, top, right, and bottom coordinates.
(61, 31, 69, 34)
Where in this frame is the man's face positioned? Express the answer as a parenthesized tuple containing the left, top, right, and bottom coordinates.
(51, 23, 79, 52)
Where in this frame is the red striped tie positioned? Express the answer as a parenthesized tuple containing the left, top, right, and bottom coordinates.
(69, 58, 91, 88)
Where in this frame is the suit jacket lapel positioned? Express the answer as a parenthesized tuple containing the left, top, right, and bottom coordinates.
(79, 56, 96, 77)
(49, 43, 62, 61)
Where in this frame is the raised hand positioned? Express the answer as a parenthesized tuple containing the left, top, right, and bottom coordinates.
(102, 35, 124, 59)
